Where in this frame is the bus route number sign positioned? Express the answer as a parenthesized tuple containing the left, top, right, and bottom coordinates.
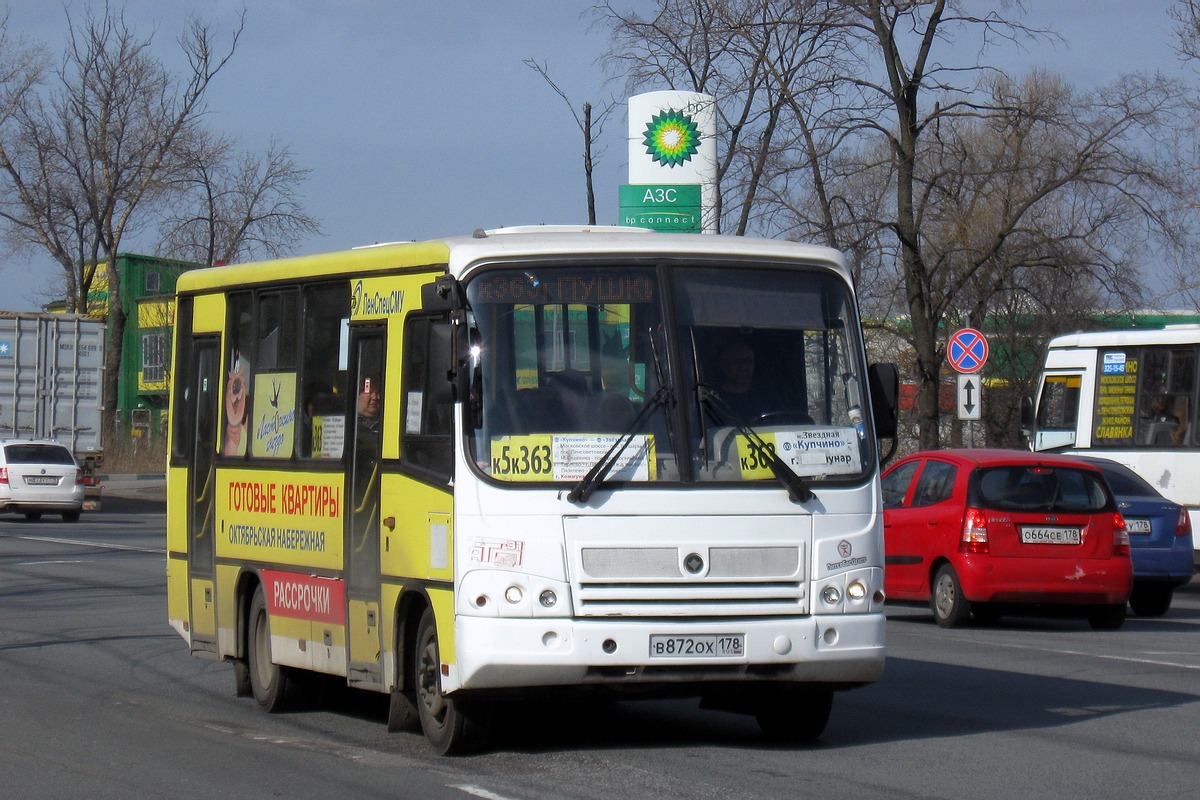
(948, 328, 988, 374)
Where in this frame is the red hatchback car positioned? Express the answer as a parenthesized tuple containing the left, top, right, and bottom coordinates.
(882, 449, 1134, 630)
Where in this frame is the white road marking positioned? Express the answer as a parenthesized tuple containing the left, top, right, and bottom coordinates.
(451, 785, 524, 800)
(984, 639, 1200, 671)
(7, 533, 164, 555)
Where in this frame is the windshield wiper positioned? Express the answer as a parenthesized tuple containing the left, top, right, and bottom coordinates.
(697, 385, 814, 503)
(567, 385, 671, 504)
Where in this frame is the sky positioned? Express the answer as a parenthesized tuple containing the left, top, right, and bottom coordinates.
(0, 0, 1191, 309)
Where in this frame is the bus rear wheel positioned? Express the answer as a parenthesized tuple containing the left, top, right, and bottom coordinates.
(414, 607, 491, 755)
(247, 586, 302, 712)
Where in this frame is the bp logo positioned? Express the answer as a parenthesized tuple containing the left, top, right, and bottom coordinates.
(642, 108, 701, 167)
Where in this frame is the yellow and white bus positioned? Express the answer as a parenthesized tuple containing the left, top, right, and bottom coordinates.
(1027, 325, 1200, 566)
(166, 225, 898, 754)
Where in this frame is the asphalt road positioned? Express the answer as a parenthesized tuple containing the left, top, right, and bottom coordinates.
(0, 493, 1196, 799)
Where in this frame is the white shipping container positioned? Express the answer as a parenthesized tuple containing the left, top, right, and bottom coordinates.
(0, 312, 105, 460)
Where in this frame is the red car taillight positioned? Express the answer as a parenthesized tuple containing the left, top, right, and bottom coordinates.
(0, 467, 7, 484)
(961, 507, 989, 553)
(75, 469, 84, 486)
(1176, 508, 1192, 538)
(1112, 512, 1130, 556)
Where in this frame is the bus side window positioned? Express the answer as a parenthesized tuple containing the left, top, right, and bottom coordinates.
(402, 314, 454, 481)
(300, 283, 351, 459)
(1037, 376, 1079, 430)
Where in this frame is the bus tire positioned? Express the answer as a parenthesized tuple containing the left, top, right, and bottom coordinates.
(247, 586, 302, 712)
(233, 659, 252, 697)
(414, 607, 491, 755)
(756, 687, 833, 743)
(387, 688, 420, 732)
(931, 564, 971, 628)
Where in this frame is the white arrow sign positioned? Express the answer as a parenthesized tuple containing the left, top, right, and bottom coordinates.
(957, 374, 982, 421)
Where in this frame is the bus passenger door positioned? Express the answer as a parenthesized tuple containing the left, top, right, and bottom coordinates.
(1034, 373, 1082, 450)
(187, 338, 220, 655)
(346, 327, 385, 687)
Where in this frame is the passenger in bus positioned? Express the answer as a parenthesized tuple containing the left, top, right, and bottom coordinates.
(357, 375, 382, 437)
(1142, 394, 1182, 445)
(353, 374, 383, 517)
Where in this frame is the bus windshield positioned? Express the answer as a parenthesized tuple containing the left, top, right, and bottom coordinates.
(465, 262, 870, 487)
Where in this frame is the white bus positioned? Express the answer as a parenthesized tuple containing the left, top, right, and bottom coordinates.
(167, 225, 899, 754)
(1027, 325, 1200, 565)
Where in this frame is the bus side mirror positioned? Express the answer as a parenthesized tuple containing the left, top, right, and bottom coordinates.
(421, 275, 460, 312)
(868, 362, 899, 439)
(1020, 396, 1034, 449)
(1020, 395, 1034, 429)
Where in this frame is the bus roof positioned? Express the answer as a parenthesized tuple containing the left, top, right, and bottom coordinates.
(174, 226, 849, 294)
(1047, 325, 1200, 350)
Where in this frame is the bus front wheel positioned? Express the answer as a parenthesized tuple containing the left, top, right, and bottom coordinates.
(414, 607, 491, 755)
(756, 687, 833, 743)
(247, 586, 302, 712)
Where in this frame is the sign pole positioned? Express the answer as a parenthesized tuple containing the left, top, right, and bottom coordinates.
(949, 328, 989, 444)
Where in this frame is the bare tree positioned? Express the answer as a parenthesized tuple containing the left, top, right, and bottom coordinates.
(598, 0, 853, 234)
(524, 59, 618, 225)
(0, 5, 243, 433)
(159, 132, 321, 266)
(599, 0, 1200, 449)
(849, 1, 1198, 448)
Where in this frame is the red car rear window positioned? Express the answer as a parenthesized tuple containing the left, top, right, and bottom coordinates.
(971, 466, 1110, 513)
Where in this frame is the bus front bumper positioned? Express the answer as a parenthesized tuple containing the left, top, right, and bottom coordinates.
(446, 613, 885, 694)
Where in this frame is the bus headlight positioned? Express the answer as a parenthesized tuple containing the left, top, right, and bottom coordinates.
(847, 580, 867, 601)
(458, 570, 571, 618)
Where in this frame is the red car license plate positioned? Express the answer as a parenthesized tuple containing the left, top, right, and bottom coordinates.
(1020, 526, 1081, 545)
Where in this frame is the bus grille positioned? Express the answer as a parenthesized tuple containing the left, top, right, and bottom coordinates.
(573, 545, 806, 617)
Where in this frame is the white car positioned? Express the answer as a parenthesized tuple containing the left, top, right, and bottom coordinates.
(0, 439, 85, 522)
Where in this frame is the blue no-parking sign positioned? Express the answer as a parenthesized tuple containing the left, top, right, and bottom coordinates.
(947, 328, 989, 374)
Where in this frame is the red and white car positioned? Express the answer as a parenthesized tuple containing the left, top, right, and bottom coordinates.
(882, 449, 1133, 630)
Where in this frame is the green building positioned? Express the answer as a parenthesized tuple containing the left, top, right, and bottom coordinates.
(49, 253, 202, 436)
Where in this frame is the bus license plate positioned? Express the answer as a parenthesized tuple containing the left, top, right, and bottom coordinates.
(649, 634, 744, 658)
(1125, 518, 1152, 534)
(1020, 526, 1081, 545)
